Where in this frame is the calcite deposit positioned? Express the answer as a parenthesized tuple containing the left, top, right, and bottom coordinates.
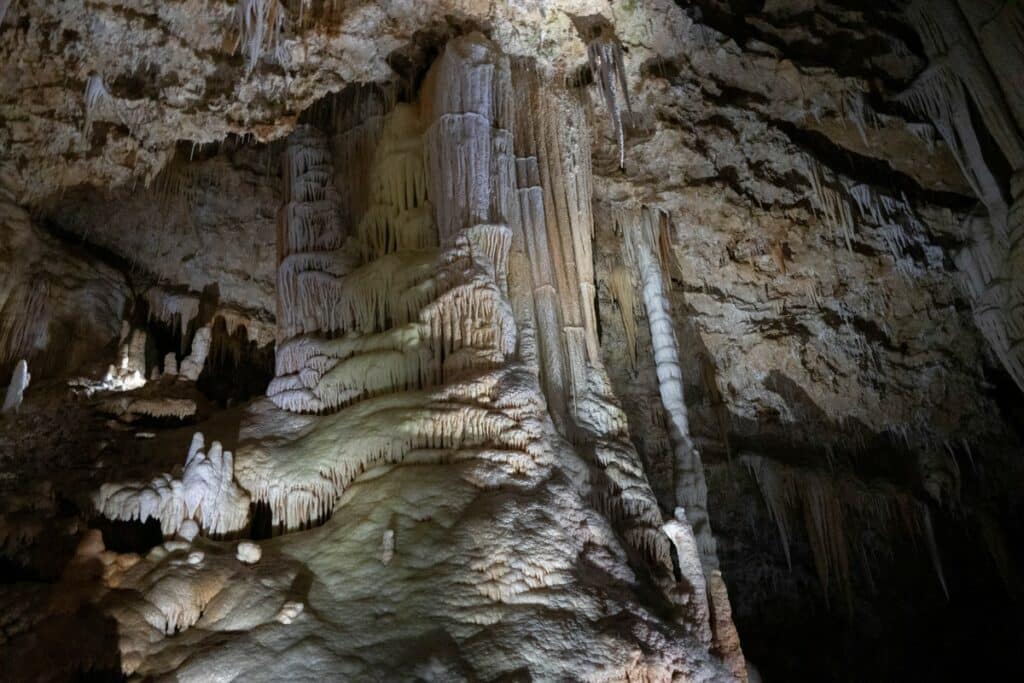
(1, 1, 1022, 681)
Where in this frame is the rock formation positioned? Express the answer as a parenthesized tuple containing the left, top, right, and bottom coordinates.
(1, 358, 29, 414)
(1, 1, 1023, 681)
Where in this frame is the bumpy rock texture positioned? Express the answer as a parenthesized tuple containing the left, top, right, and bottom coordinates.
(2, 1, 1023, 681)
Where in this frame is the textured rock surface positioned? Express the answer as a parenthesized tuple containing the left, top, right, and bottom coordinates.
(1, 1, 1023, 681)
(0, 198, 129, 380)
(39, 143, 280, 322)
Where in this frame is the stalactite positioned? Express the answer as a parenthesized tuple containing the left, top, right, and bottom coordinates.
(237, 392, 528, 531)
(841, 85, 876, 147)
(332, 85, 392, 230)
(2, 359, 29, 414)
(586, 26, 632, 169)
(744, 455, 949, 609)
(277, 249, 437, 340)
(269, 34, 521, 418)
(0, 281, 50, 371)
(846, 181, 926, 277)
(234, 0, 288, 76)
(900, 0, 1024, 395)
(955, 209, 1024, 391)
(956, 0, 1024, 135)
(421, 32, 517, 370)
(83, 72, 110, 137)
(902, 4, 1024, 384)
(276, 125, 351, 343)
(145, 287, 200, 347)
(609, 265, 638, 371)
(616, 204, 716, 567)
(906, 0, 1024, 171)
(508, 63, 601, 430)
(897, 65, 1010, 231)
(101, 396, 197, 422)
(806, 156, 856, 252)
(423, 40, 515, 248)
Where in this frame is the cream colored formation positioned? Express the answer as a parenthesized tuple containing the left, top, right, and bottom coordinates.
(3, 0, 1019, 678)
(85, 32, 749, 681)
(898, 0, 1024, 392)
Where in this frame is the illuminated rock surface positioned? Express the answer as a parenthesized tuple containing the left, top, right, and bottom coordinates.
(1, 2, 1023, 681)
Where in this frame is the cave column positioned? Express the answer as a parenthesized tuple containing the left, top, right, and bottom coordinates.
(421, 33, 518, 370)
(508, 64, 602, 434)
(621, 207, 713, 561)
(618, 204, 746, 677)
(275, 125, 346, 346)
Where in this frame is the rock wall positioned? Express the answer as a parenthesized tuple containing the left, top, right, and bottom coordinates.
(2, 1, 1023, 681)
(0, 197, 128, 380)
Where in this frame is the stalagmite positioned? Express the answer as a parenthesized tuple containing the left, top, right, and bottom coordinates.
(708, 570, 747, 681)
(236, 541, 262, 564)
(76, 328, 150, 394)
(614, 204, 744, 673)
(123, 328, 147, 377)
(95, 432, 250, 537)
(178, 325, 211, 381)
(2, 359, 29, 414)
(381, 529, 395, 565)
(276, 601, 304, 625)
(163, 352, 178, 377)
(663, 507, 712, 644)
(178, 519, 199, 543)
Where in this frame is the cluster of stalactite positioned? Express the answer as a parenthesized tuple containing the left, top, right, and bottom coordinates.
(900, 0, 1024, 391)
(744, 455, 948, 611)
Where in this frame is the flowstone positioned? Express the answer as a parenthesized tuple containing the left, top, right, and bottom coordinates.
(88, 33, 744, 682)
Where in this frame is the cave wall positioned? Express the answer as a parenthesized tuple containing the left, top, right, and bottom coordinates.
(2, 1, 1024, 681)
(0, 199, 128, 380)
